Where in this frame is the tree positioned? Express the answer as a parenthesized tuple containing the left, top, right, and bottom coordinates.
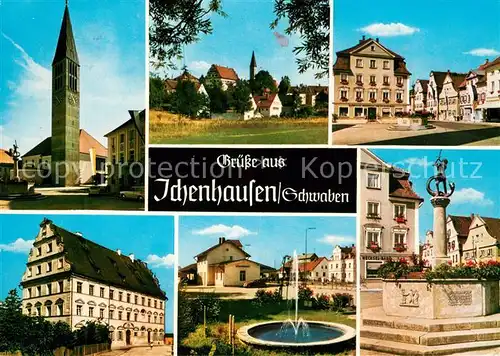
(169, 80, 209, 118)
(315, 90, 329, 111)
(278, 76, 291, 96)
(149, 0, 226, 69)
(291, 91, 303, 118)
(229, 80, 253, 114)
(0, 289, 23, 353)
(251, 70, 277, 95)
(149, 74, 167, 109)
(271, 0, 329, 78)
(206, 80, 229, 113)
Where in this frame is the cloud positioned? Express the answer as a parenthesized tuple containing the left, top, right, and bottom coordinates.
(188, 60, 211, 75)
(0, 238, 34, 253)
(1, 24, 145, 152)
(402, 157, 433, 168)
(318, 235, 354, 246)
(452, 188, 493, 206)
(463, 48, 500, 57)
(193, 224, 257, 239)
(145, 254, 175, 268)
(359, 23, 420, 37)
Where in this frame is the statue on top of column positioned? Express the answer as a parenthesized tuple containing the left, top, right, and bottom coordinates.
(426, 152, 455, 198)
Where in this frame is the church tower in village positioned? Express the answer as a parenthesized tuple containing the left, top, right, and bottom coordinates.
(51, 2, 80, 186)
(250, 51, 257, 81)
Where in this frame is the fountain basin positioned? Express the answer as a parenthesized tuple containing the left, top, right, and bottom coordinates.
(237, 321, 355, 349)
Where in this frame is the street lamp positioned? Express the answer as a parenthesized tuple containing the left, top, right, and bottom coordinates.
(304, 227, 316, 282)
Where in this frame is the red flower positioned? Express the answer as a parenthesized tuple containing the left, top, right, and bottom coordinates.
(465, 260, 476, 267)
(447, 260, 452, 265)
(399, 258, 408, 265)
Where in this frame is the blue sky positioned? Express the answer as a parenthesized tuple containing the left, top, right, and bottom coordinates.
(334, 0, 500, 83)
(0, 0, 145, 152)
(155, 0, 327, 86)
(370, 149, 500, 242)
(0, 214, 175, 333)
(178, 216, 356, 268)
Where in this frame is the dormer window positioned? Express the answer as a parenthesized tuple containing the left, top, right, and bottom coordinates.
(367, 172, 381, 189)
(47, 243, 53, 253)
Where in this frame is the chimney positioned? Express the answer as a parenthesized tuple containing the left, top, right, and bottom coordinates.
(376, 37, 379, 43)
(129, 253, 135, 262)
(116, 249, 121, 256)
(362, 35, 366, 40)
(219, 237, 226, 245)
(471, 213, 475, 219)
(75, 232, 83, 236)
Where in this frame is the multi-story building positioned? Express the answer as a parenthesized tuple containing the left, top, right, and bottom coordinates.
(479, 56, 500, 121)
(205, 64, 239, 90)
(437, 71, 467, 121)
(104, 110, 145, 193)
(164, 70, 208, 97)
(329, 245, 356, 283)
(303, 257, 329, 282)
(360, 149, 423, 279)
(20, 218, 167, 348)
(413, 79, 429, 113)
(427, 71, 447, 117)
(462, 215, 500, 262)
(333, 36, 411, 120)
(447, 215, 473, 266)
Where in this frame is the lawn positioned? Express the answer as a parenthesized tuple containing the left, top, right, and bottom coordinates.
(149, 110, 328, 144)
(180, 299, 356, 356)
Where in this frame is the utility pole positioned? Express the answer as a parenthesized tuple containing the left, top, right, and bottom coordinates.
(304, 227, 316, 283)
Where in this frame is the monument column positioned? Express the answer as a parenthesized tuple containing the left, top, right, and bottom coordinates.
(430, 196, 450, 267)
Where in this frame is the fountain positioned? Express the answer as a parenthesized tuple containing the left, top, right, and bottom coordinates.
(237, 251, 356, 350)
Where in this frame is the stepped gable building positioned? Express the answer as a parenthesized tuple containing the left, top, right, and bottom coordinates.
(329, 245, 356, 283)
(462, 215, 500, 262)
(21, 3, 107, 186)
(360, 149, 423, 279)
(413, 79, 429, 113)
(437, 71, 467, 120)
(333, 36, 411, 120)
(20, 218, 167, 348)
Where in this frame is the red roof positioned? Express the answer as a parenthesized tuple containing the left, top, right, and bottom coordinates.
(389, 177, 423, 201)
(0, 149, 14, 165)
(211, 65, 239, 81)
(449, 215, 472, 237)
(80, 129, 107, 157)
(302, 257, 327, 272)
(253, 93, 278, 108)
(484, 56, 500, 69)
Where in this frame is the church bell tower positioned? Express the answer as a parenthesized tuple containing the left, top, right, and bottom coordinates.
(250, 51, 257, 81)
(51, 2, 80, 186)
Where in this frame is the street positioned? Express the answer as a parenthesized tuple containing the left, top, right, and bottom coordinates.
(100, 346, 173, 356)
(332, 121, 500, 146)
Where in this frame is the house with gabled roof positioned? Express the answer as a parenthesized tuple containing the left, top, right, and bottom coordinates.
(447, 215, 473, 265)
(329, 245, 356, 283)
(360, 149, 423, 279)
(20, 218, 167, 348)
(253, 92, 282, 117)
(462, 215, 500, 262)
(437, 71, 467, 121)
(205, 64, 240, 90)
(414, 79, 429, 113)
(333, 36, 411, 120)
(195, 237, 262, 286)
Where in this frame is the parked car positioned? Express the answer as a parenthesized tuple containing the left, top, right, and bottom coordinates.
(243, 279, 267, 288)
(119, 187, 144, 201)
(88, 185, 109, 196)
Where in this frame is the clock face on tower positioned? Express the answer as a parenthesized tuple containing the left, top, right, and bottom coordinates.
(68, 92, 79, 106)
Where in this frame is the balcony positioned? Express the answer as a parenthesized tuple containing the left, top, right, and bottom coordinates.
(383, 98, 390, 104)
(356, 81, 364, 87)
(340, 79, 349, 85)
(340, 97, 348, 102)
(396, 83, 404, 88)
(396, 99, 404, 104)
(366, 213, 381, 219)
(394, 215, 407, 224)
(369, 98, 377, 103)
(369, 81, 377, 87)
(383, 82, 390, 86)
(356, 97, 363, 102)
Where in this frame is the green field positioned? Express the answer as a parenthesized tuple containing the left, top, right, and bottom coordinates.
(150, 110, 329, 144)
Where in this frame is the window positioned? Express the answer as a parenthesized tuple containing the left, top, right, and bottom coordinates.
(57, 304, 63, 316)
(154, 316, 157, 323)
(160, 316, 163, 324)
(109, 310, 114, 319)
(370, 75, 376, 84)
(135, 295, 138, 304)
(383, 61, 390, 69)
(100, 308, 105, 318)
(76, 305, 82, 316)
(356, 59, 363, 68)
(58, 281, 64, 293)
(89, 307, 94, 317)
(100, 287, 105, 298)
(119, 292, 123, 301)
(367, 201, 380, 217)
(127, 293, 131, 303)
(36, 265, 42, 275)
(369, 91, 376, 100)
(394, 204, 406, 218)
(366, 230, 381, 245)
(148, 315, 151, 323)
(134, 313, 138, 321)
(148, 298, 151, 307)
(28, 267, 32, 277)
(142, 297, 145, 306)
(154, 300, 157, 308)
(340, 89, 348, 99)
(37, 247, 42, 256)
(127, 312, 131, 321)
(355, 90, 362, 99)
(110, 289, 114, 300)
(370, 60, 376, 69)
(58, 259, 63, 269)
(397, 76, 403, 85)
(383, 91, 389, 100)
(394, 232, 406, 245)
(367, 173, 380, 188)
(47, 243, 53, 253)
(119, 134, 125, 152)
(46, 262, 52, 272)
(27, 288, 32, 298)
(46, 284, 52, 295)
(36, 286, 41, 297)
(118, 331, 123, 341)
(239, 270, 246, 281)
(118, 311, 122, 320)
(340, 73, 348, 82)
(89, 285, 94, 296)
(339, 107, 349, 117)
(356, 74, 363, 83)
(77, 282, 82, 293)
(396, 92, 403, 101)
(160, 301, 163, 309)
(46, 305, 52, 317)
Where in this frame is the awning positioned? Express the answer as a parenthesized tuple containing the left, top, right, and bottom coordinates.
(477, 101, 500, 109)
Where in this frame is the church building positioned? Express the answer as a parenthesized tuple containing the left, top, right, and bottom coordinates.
(21, 3, 107, 187)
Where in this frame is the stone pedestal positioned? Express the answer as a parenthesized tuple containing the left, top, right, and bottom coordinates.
(431, 197, 450, 267)
(382, 279, 499, 319)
